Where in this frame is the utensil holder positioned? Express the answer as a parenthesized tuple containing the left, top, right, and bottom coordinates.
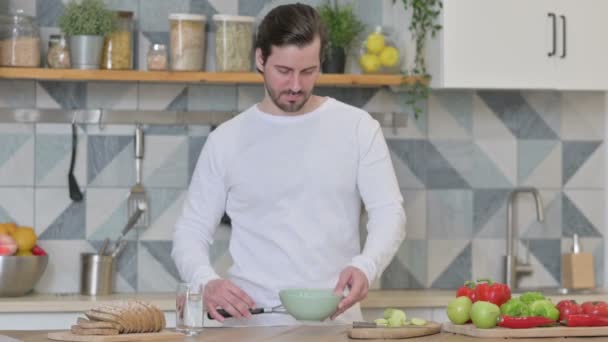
(80, 253, 116, 295)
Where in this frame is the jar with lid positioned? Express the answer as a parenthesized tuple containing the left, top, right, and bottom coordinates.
(147, 43, 168, 71)
(47, 34, 71, 68)
(213, 15, 255, 72)
(101, 11, 134, 70)
(358, 26, 403, 74)
(169, 13, 206, 71)
(0, 10, 41, 67)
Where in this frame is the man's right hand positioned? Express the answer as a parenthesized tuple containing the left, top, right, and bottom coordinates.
(203, 279, 256, 322)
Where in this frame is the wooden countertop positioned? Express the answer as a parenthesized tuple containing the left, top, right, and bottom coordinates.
(3, 328, 608, 342)
(0, 289, 604, 313)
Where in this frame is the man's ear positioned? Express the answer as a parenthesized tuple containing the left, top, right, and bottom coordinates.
(255, 48, 264, 73)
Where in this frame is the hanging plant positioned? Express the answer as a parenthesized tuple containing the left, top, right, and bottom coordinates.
(394, 0, 442, 118)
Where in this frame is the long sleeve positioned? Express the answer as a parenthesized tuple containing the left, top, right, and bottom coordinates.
(349, 117, 407, 285)
(172, 134, 226, 291)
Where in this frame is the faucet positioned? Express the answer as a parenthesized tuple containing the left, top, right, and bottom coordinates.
(504, 187, 545, 290)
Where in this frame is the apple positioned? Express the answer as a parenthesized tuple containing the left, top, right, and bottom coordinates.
(471, 301, 500, 329)
(0, 234, 17, 256)
(447, 296, 473, 325)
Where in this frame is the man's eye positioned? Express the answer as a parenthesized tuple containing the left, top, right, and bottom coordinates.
(277, 69, 289, 74)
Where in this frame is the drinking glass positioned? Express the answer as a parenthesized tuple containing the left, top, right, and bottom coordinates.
(176, 282, 204, 336)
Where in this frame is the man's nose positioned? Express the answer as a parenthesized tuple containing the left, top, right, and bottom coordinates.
(289, 73, 302, 92)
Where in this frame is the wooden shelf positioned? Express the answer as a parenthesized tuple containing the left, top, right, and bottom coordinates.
(0, 68, 425, 87)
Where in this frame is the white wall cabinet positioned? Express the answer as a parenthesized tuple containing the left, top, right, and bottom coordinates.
(426, 0, 608, 90)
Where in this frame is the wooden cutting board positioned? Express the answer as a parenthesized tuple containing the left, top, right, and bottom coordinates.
(348, 322, 441, 339)
(443, 322, 608, 338)
(47, 330, 184, 341)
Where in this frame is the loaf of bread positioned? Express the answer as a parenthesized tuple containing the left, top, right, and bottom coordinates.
(76, 300, 165, 335)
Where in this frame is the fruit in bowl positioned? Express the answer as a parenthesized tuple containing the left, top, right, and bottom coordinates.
(0, 223, 46, 257)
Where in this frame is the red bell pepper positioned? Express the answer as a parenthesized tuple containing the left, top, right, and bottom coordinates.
(475, 279, 511, 307)
(456, 281, 477, 302)
(563, 314, 608, 327)
(581, 301, 608, 318)
(498, 315, 556, 329)
(556, 300, 581, 321)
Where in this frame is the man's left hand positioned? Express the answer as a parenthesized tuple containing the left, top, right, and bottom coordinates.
(331, 266, 369, 320)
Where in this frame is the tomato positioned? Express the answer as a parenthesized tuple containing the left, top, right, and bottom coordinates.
(581, 301, 608, 317)
(556, 300, 582, 321)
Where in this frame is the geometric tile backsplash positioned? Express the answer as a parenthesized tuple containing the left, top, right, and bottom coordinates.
(0, 0, 604, 293)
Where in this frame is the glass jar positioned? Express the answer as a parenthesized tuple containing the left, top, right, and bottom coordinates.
(358, 26, 403, 74)
(47, 34, 70, 68)
(213, 14, 255, 72)
(169, 13, 206, 71)
(102, 11, 134, 70)
(0, 10, 41, 67)
(147, 43, 168, 71)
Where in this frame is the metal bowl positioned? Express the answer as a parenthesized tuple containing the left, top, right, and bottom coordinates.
(0, 255, 48, 297)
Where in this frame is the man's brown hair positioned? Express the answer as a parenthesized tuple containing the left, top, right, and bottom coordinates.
(255, 3, 329, 69)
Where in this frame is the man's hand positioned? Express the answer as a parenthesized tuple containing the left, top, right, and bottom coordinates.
(203, 279, 256, 322)
(331, 266, 369, 319)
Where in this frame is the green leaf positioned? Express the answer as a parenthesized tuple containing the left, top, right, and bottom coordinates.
(58, 0, 116, 36)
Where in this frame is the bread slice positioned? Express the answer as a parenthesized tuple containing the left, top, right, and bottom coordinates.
(136, 300, 161, 332)
(71, 325, 119, 336)
(84, 310, 125, 333)
(77, 317, 121, 330)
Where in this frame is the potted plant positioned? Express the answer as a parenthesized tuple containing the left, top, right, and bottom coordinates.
(58, 0, 115, 69)
(317, 1, 364, 73)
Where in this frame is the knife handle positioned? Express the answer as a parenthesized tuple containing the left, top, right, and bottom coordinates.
(207, 308, 265, 319)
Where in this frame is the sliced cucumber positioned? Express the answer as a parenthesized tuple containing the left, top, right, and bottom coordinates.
(411, 317, 427, 326)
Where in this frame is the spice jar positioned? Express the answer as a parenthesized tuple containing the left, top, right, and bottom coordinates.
(102, 11, 134, 70)
(47, 34, 70, 68)
(0, 10, 41, 67)
(169, 13, 206, 71)
(213, 15, 255, 72)
(147, 43, 167, 70)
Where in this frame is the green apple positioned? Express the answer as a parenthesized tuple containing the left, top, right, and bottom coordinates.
(446, 296, 472, 325)
(470, 301, 500, 329)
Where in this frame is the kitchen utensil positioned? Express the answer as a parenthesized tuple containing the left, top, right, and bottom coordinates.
(279, 288, 340, 321)
(47, 330, 183, 341)
(98, 238, 110, 256)
(127, 124, 149, 228)
(68, 122, 83, 202)
(80, 253, 115, 296)
(110, 240, 127, 259)
(442, 322, 608, 338)
(0, 255, 48, 297)
(208, 305, 287, 319)
(108, 201, 145, 256)
(348, 321, 441, 339)
(208, 288, 340, 321)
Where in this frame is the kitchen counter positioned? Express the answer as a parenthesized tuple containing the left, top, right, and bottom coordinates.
(3, 328, 608, 342)
(0, 289, 604, 312)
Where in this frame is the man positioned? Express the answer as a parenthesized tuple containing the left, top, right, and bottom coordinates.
(172, 3, 406, 326)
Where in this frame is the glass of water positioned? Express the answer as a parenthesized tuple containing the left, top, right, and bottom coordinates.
(176, 282, 204, 336)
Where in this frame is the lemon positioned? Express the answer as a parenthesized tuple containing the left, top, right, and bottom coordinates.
(12, 226, 36, 252)
(359, 54, 381, 73)
(379, 46, 400, 67)
(365, 33, 385, 54)
(15, 250, 33, 256)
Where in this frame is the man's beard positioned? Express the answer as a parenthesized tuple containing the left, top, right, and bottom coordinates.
(266, 83, 311, 113)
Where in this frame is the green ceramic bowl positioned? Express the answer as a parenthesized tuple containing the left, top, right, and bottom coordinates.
(279, 288, 341, 321)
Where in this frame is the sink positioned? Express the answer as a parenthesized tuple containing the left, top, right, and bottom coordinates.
(512, 287, 608, 296)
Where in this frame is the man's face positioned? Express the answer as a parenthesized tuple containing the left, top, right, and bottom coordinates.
(256, 37, 321, 113)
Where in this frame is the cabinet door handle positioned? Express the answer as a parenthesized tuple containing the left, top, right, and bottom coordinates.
(548, 12, 556, 57)
(560, 15, 567, 58)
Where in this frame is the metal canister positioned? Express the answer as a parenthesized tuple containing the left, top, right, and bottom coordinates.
(80, 253, 115, 296)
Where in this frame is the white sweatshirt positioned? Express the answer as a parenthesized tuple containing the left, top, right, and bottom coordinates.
(172, 97, 406, 326)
